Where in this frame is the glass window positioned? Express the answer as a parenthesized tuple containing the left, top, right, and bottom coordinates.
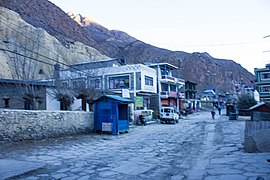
(145, 76, 153, 86)
(109, 75, 129, 89)
(161, 83, 169, 91)
(60, 80, 69, 88)
(89, 78, 101, 89)
(261, 86, 270, 93)
(170, 84, 176, 92)
(72, 79, 85, 88)
(261, 72, 270, 80)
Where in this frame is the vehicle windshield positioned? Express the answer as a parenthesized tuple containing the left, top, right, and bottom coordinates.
(164, 109, 171, 113)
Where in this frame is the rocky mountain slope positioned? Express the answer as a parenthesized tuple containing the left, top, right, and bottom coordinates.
(0, 7, 107, 79)
(0, 0, 254, 93)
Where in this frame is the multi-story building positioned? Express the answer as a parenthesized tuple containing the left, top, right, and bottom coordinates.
(59, 59, 157, 111)
(184, 80, 198, 111)
(254, 63, 270, 102)
(147, 63, 185, 113)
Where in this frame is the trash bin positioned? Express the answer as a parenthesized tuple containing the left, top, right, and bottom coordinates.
(229, 112, 238, 120)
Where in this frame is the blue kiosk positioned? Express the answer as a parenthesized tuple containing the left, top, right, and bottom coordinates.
(94, 95, 133, 135)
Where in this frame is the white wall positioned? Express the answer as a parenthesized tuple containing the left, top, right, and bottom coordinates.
(46, 88, 60, 110)
(71, 99, 82, 111)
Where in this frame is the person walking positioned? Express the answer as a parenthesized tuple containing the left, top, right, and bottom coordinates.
(211, 109, 216, 119)
(218, 106, 221, 115)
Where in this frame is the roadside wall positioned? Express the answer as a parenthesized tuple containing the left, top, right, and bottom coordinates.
(245, 120, 270, 152)
(0, 110, 94, 142)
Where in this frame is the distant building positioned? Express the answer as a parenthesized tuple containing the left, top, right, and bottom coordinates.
(184, 80, 198, 111)
(254, 63, 270, 102)
(201, 89, 216, 101)
(234, 78, 254, 98)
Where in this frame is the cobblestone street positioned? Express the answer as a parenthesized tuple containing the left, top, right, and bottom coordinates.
(0, 111, 270, 180)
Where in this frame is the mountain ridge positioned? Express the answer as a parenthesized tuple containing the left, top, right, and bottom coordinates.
(0, 0, 254, 93)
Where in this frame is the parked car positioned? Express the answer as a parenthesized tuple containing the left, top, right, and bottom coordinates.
(160, 106, 179, 124)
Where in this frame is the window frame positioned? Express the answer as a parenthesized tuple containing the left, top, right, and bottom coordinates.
(108, 75, 130, 90)
(145, 76, 153, 86)
(88, 78, 101, 89)
(260, 85, 270, 93)
(261, 72, 270, 80)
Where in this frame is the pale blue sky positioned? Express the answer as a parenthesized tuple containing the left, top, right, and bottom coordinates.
(49, 0, 270, 73)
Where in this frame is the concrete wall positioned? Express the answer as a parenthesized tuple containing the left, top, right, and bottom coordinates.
(245, 120, 270, 152)
(0, 110, 94, 142)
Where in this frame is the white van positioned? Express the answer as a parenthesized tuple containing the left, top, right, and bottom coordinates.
(160, 106, 179, 124)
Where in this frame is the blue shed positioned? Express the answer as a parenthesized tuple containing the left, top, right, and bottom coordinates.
(94, 95, 133, 135)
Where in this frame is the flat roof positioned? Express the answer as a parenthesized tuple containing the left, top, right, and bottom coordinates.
(71, 58, 118, 66)
(146, 62, 178, 69)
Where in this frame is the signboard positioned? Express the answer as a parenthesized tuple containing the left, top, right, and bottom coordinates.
(102, 122, 112, 132)
(135, 96, 144, 108)
(122, 89, 130, 98)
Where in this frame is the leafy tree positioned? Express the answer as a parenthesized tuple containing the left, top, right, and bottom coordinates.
(237, 94, 257, 109)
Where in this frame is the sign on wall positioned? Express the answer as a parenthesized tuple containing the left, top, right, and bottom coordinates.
(122, 89, 130, 98)
(135, 96, 144, 108)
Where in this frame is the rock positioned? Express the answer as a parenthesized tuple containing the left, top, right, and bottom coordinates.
(0, 7, 108, 79)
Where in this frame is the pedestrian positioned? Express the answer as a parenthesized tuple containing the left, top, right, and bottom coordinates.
(211, 109, 216, 119)
(218, 106, 221, 115)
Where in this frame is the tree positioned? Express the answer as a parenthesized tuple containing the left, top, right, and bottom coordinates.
(237, 94, 257, 109)
(4, 29, 49, 110)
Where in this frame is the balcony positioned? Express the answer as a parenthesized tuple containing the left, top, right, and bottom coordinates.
(160, 91, 169, 98)
(160, 91, 178, 98)
(178, 92, 185, 99)
(160, 75, 185, 85)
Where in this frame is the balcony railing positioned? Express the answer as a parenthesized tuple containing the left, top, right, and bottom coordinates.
(161, 75, 185, 85)
(160, 91, 178, 98)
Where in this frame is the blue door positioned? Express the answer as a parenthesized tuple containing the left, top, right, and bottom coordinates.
(94, 102, 118, 135)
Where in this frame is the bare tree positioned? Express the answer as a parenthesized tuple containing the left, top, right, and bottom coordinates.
(4, 28, 49, 110)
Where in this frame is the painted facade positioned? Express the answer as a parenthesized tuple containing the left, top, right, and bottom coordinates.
(254, 64, 270, 102)
(147, 63, 185, 113)
(59, 60, 157, 111)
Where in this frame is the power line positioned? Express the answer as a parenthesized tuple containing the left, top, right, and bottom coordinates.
(0, 48, 55, 66)
(0, 17, 100, 77)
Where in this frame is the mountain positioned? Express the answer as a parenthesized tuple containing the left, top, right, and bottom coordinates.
(69, 13, 255, 93)
(0, 7, 108, 79)
(0, 0, 254, 93)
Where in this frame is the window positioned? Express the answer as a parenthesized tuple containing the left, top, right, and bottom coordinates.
(24, 101, 33, 110)
(72, 79, 85, 88)
(261, 72, 270, 80)
(161, 83, 168, 91)
(3, 98, 10, 108)
(60, 80, 69, 88)
(170, 84, 176, 92)
(109, 75, 129, 89)
(145, 76, 153, 86)
(144, 97, 150, 109)
(89, 78, 101, 89)
(160, 65, 173, 76)
(261, 85, 270, 93)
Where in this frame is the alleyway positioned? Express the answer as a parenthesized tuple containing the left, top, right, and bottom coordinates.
(0, 111, 270, 180)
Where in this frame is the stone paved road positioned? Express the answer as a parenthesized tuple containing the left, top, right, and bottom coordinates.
(0, 111, 270, 180)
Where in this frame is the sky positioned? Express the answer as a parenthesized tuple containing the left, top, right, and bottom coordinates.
(49, 0, 270, 73)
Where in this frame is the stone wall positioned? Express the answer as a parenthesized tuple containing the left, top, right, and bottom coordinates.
(0, 110, 94, 142)
(244, 120, 270, 152)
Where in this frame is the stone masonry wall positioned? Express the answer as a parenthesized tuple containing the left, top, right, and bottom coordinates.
(0, 110, 94, 142)
(245, 120, 270, 152)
